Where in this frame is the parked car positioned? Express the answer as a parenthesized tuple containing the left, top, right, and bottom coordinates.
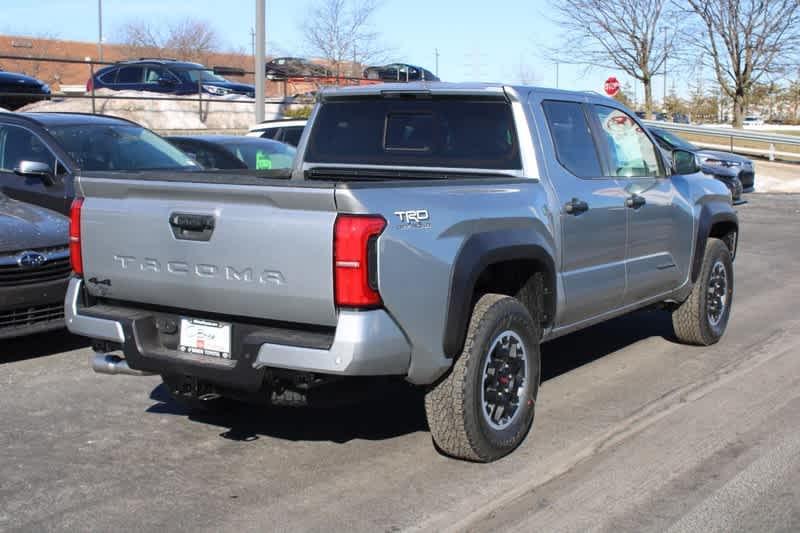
(167, 136, 296, 170)
(363, 63, 439, 82)
(743, 115, 764, 126)
(0, 69, 51, 110)
(247, 118, 307, 146)
(672, 113, 690, 124)
(0, 191, 70, 340)
(0, 112, 199, 215)
(648, 126, 755, 194)
(68, 82, 737, 463)
(265, 57, 331, 80)
(88, 59, 255, 98)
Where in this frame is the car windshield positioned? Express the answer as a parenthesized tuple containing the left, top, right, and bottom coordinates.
(47, 124, 199, 171)
(220, 140, 296, 170)
(650, 128, 697, 151)
(177, 69, 228, 83)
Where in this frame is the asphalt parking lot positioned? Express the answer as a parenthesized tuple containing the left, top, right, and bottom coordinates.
(2, 193, 799, 532)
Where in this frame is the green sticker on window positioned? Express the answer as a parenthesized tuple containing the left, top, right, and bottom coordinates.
(256, 151, 273, 170)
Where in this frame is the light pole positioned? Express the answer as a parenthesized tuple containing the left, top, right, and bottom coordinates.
(435, 48, 440, 77)
(555, 62, 559, 89)
(662, 26, 667, 107)
(97, 0, 103, 62)
(255, 0, 266, 123)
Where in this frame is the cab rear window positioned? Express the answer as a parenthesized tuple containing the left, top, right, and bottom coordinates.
(305, 97, 521, 170)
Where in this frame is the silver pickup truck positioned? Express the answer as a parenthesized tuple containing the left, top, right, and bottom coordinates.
(66, 83, 738, 462)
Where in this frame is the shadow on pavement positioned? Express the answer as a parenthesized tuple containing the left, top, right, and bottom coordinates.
(145, 309, 675, 444)
(0, 329, 89, 364)
(148, 379, 429, 444)
(541, 309, 675, 381)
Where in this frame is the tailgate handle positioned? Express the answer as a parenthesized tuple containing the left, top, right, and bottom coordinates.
(169, 213, 215, 241)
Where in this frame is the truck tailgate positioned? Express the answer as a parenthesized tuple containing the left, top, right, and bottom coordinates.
(77, 176, 338, 327)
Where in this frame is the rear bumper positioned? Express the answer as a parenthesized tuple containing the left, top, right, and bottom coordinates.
(65, 278, 411, 388)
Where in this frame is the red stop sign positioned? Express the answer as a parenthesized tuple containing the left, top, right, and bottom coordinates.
(604, 76, 620, 96)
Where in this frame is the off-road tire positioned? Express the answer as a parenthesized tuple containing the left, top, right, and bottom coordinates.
(672, 238, 734, 345)
(425, 294, 541, 462)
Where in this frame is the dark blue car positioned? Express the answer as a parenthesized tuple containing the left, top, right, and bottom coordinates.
(88, 59, 255, 98)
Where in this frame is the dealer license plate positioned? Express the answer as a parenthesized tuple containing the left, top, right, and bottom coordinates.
(179, 318, 232, 359)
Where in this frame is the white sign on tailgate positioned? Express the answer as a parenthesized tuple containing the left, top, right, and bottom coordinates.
(179, 318, 232, 359)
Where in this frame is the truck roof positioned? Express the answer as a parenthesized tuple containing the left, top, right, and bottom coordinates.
(318, 81, 613, 104)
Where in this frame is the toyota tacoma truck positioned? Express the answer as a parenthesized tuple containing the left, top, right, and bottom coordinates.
(65, 83, 738, 462)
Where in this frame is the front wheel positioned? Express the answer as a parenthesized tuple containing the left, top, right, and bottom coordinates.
(425, 294, 541, 462)
(672, 237, 734, 345)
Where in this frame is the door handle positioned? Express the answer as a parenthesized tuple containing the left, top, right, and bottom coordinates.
(625, 194, 646, 209)
(564, 198, 589, 215)
(169, 212, 215, 241)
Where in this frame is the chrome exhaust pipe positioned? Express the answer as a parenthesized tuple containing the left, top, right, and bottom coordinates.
(90, 353, 155, 376)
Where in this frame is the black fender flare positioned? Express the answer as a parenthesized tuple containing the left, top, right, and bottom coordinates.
(442, 228, 556, 358)
(692, 202, 739, 283)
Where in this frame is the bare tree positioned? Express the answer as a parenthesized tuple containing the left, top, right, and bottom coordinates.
(117, 18, 221, 62)
(547, 0, 679, 118)
(686, 0, 800, 128)
(303, 0, 384, 78)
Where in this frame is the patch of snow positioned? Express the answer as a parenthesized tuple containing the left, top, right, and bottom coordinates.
(754, 175, 800, 194)
(17, 89, 286, 131)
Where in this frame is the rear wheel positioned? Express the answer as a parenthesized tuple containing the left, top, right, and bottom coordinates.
(672, 238, 734, 345)
(425, 294, 541, 462)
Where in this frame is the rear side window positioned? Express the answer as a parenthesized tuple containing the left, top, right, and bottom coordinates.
(541, 100, 602, 178)
(116, 66, 143, 84)
(281, 127, 304, 146)
(305, 98, 521, 170)
(258, 127, 279, 140)
(98, 69, 117, 83)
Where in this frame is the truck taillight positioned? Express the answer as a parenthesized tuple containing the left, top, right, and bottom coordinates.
(334, 215, 386, 307)
(69, 198, 84, 276)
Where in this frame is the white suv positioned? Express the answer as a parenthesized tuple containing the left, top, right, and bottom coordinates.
(247, 119, 307, 146)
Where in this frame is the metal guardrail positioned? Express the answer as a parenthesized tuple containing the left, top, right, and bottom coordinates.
(642, 120, 800, 162)
(642, 120, 800, 147)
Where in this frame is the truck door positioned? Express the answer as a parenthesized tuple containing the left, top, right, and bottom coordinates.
(539, 100, 628, 326)
(588, 105, 693, 303)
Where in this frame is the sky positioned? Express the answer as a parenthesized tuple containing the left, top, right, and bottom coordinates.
(1, 0, 676, 104)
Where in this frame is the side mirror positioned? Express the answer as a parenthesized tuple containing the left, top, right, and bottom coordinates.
(14, 160, 55, 185)
(672, 149, 701, 175)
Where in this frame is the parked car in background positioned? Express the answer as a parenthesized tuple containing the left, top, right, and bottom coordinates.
(266, 57, 332, 79)
(672, 113, 690, 124)
(0, 191, 70, 340)
(247, 118, 307, 146)
(363, 63, 439, 82)
(167, 136, 296, 170)
(0, 69, 51, 110)
(88, 59, 255, 97)
(743, 115, 764, 126)
(648, 126, 755, 197)
(0, 112, 199, 214)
